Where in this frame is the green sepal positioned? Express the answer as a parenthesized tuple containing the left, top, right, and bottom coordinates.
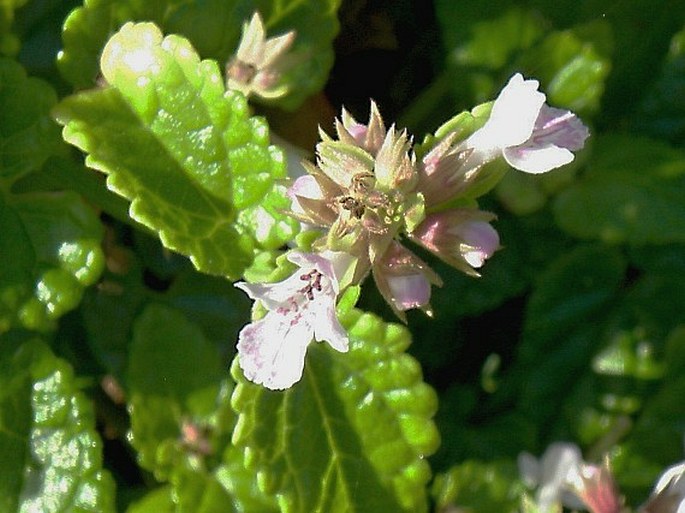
(0, 338, 115, 513)
(230, 307, 440, 513)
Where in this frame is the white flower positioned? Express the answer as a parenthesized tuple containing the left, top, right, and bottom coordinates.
(465, 73, 590, 174)
(519, 442, 586, 512)
(235, 251, 351, 390)
(520, 443, 622, 513)
(641, 462, 685, 513)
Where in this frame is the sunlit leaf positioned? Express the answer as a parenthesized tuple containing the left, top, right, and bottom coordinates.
(231, 307, 440, 513)
(58, 0, 341, 109)
(55, 23, 294, 278)
(0, 338, 115, 513)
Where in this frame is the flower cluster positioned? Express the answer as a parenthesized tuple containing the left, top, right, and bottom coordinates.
(235, 72, 589, 389)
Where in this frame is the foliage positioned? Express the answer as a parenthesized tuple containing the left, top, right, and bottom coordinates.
(1, 0, 684, 512)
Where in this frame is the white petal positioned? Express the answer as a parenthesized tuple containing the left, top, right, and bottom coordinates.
(518, 451, 541, 487)
(536, 442, 583, 511)
(310, 301, 349, 352)
(503, 144, 575, 174)
(654, 462, 685, 494)
(468, 73, 546, 152)
(235, 273, 303, 309)
(237, 314, 312, 390)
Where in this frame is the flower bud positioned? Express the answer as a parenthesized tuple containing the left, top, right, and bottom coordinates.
(372, 242, 442, 320)
(410, 210, 500, 275)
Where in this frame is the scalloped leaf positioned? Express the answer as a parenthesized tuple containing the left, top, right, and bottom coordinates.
(554, 135, 685, 245)
(127, 303, 229, 480)
(0, 58, 62, 184)
(58, 0, 341, 109)
(54, 23, 293, 279)
(230, 307, 440, 513)
(127, 303, 278, 512)
(511, 244, 626, 427)
(0, 338, 115, 512)
(432, 460, 523, 513)
(0, 191, 105, 333)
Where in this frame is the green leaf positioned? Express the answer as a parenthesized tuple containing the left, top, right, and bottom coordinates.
(231, 307, 440, 513)
(511, 244, 626, 426)
(0, 191, 105, 333)
(612, 324, 685, 502)
(215, 448, 280, 513)
(127, 303, 228, 479)
(127, 303, 277, 512)
(435, 2, 538, 103)
(633, 24, 685, 146)
(432, 460, 523, 513)
(0, 0, 27, 55)
(55, 22, 292, 279)
(81, 252, 146, 380)
(597, 0, 685, 126)
(436, 4, 610, 120)
(517, 22, 612, 117)
(126, 487, 175, 513)
(0, 338, 115, 512)
(58, 0, 341, 109)
(554, 134, 685, 245)
(164, 268, 251, 351)
(0, 57, 62, 185)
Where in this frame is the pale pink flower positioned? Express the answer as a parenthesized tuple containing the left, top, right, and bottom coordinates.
(235, 251, 350, 390)
(464, 73, 589, 174)
(520, 443, 623, 513)
(226, 12, 296, 100)
(410, 210, 500, 276)
(372, 241, 442, 320)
